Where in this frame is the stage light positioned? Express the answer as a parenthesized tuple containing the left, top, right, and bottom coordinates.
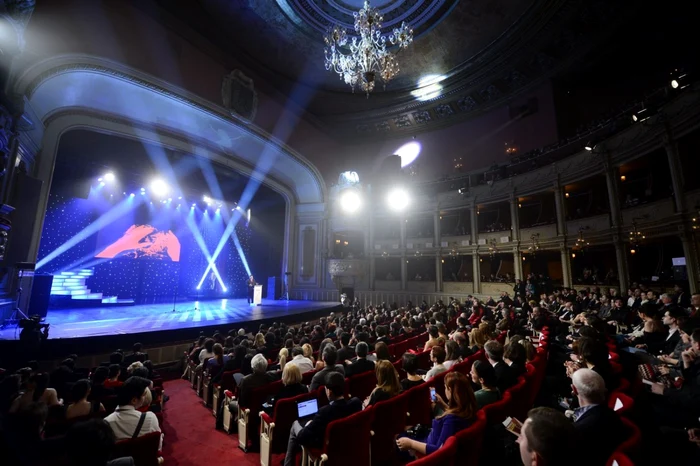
(191, 203, 196, 207)
(394, 141, 422, 168)
(178, 196, 182, 200)
(411, 75, 445, 102)
(386, 188, 410, 211)
(203, 195, 212, 205)
(215, 208, 220, 213)
(98, 177, 103, 182)
(99, 181, 105, 187)
(339, 190, 361, 213)
(150, 178, 169, 197)
(584, 142, 595, 151)
(104, 172, 115, 182)
(140, 187, 146, 192)
(168, 198, 172, 202)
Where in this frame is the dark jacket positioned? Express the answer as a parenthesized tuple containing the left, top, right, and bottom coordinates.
(574, 405, 625, 465)
(661, 329, 681, 356)
(309, 365, 346, 391)
(493, 361, 517, 393)
(345, 358, 375, 378)
(297, 397, 362, 448)
(337, 346, 355, 364)
(238, 372, 274, 406)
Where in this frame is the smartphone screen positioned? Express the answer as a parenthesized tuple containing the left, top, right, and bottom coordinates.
(430, 387, 436, 402)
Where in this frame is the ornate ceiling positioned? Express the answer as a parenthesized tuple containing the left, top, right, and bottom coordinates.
(154, 0, 627, 140)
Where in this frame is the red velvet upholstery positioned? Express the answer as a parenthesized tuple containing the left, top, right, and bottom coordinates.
(405, 383, 432, 427)
(302, 369, 318, 386)
(111, 431, 161, 466)
(454, 410, 488, 466)
(303, 406, 374, 466)
(238, 380, 283, 450)
(608, 391, 634, 416)
(414, 351, 432, 371)
(260, 390, 319, 463)
(481, 391, 512, 424)
(614, 417, 642, 460)
(506, 377, 530, 421)
(606, 452, 635, 466)
(347, 370, 377, 400)
(405, 435, 457, 466)
(370, 393, 410, 466)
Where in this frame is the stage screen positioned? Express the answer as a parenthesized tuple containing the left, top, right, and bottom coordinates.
(37, 192, 252, 301)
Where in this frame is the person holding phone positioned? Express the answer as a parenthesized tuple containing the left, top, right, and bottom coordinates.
(396, 372, 477, 457)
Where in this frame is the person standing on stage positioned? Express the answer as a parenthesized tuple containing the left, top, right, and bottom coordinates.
(247, 275, 256, 304)
(208, 271, 216, 292)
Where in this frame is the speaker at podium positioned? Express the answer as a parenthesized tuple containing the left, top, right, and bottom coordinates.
(253, 285, 263, 306)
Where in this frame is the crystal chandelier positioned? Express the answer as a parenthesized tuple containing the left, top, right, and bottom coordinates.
(323, 0, 414, 96)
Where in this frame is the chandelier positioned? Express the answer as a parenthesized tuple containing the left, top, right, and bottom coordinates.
(487, 239, 498, 258)
(527, 233, 541, 256)
(323, 0, 414, 96)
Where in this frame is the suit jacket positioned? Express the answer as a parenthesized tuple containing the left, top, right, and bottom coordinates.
(574, 405, 625, 465)
(238, 372, 274, 406)
(297, 397, 362, 448)
(309, 365, 346, 391)
(345, 358, 375, 378)
(661, 329, 681, 356)
(337, 346, 355, 363)
(493, 361, 517, 393)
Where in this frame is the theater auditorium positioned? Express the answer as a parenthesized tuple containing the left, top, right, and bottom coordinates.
(0, 1, 699, 465)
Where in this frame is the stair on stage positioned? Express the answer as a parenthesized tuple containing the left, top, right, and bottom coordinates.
(50, 269, 134, 308)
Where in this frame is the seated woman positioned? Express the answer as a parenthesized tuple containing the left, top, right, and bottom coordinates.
(206, 343, 227, 372)
(364, 360, 401, 408)
(470, 360, 500, 409)
(468, 322, 490, 353)
(519, 339, 537, 363)
(103, 364, 123, 389)
(66, 379, 105, 419)
(423, 325, 441, 352)
(504, 341, 527, 377)
(424, 346, 447, 380)
(315, 339, 335, 370)
(396, 372, 477, 457)
(400, 353, 425, 391)
(374, 342, 391, 362)
(264, 364, 308, 415)
(277, 347, 289, 371)
(302, 343, 316, 367)
(630, 303, 667, 353)
(443, 341, 462, 371)
(10, 373, 61, 413)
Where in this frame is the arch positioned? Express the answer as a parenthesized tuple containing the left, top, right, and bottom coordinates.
(14, 54, 327, 205)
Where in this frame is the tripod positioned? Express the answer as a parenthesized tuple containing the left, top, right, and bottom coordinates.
(2, 266, 32, 328)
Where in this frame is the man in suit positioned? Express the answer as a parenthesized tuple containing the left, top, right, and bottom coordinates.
(571, 369, 624, 465)
(485, 340, 517, 393)
(284, 372, 361, 466)
(309, 346, 345, 391)
(660, 308, 685, 355)
(123, 342, 148, 365)
(674, 284, 691, 309)
(344, 342, 375, 378)
(336, 332, 355, 364)
(237, 354, 274, 407)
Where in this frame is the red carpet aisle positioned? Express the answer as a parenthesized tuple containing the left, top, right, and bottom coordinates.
(162, 379, 286, 466)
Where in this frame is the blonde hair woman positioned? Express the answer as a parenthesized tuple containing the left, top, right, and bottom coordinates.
(365, 360, 401, 408)
(278, 347, 289, 371)
(254, 332, 266, 349)
(469, 322, 490, 350)
(302, 343, 316, 366)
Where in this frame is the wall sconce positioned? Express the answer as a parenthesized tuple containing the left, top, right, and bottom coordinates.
(441, 259, 445, 263)
(630, 248, 636, 254)
(620, 175, 626, 181)
(571, 253, 576, 258)
(335, 239, 341, 244)
(343, 241, 349, 245)
(565, 192, 570, 198)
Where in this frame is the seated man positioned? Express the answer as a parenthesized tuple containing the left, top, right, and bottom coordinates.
(104, 376, 162, 450)
(344, 342, 374, 378)
(517, 407, 580, 466)
(309, 346, 345, 391)
(284, 372, 361, 466)
(485, 340, 517, 393)
(237, 354, 274, 407)
(571, 369, 624, 465)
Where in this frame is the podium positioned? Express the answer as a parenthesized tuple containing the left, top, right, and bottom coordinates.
(253, 285, 263, 305)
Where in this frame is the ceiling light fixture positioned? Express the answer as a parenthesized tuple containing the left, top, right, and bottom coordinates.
(323, 0, 413, 97)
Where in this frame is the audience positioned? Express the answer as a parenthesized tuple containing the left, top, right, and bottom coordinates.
(284, 372, 361, 466)
(66, 379, 105, 419)
(517, 407, 580, 466)
(470, 360, 501, 409)
(104, 377, 162, 449)
(309, 346, 345, 391)
(365, 360, 401, 407)
(424, 346, 448, 380)
(400, 353, 425, 391)
(485, 341, 517, 393)
(344, 342, 375, 378)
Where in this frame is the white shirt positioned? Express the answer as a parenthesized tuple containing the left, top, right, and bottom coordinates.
(287, 355, 315, 374)
(199, 350, 215, 363)
(627, 297, 636, 307)
(666, 327, 678, 341)
(105, 405, 162, 450)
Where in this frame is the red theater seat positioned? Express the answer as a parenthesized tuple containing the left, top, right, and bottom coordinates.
(406, 436, 457, 466)
(347, 370, 377, 400)
(405, 383, 432, 427)
(260, 390, 319, 466)
(302, 407, 374, 466)
(370, 393, 410, 466)
(454, 410, 487, 466)
(111, 431, 162, 466)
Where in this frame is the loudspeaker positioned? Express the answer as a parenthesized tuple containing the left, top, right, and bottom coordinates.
(28, 273, 54, 319)
(266, 276, 276, 300)
(4, 172, 43, 265)
(341, 287, 354, 303)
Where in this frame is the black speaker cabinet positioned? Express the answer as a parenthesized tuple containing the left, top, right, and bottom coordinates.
(28, 273, 54, 319)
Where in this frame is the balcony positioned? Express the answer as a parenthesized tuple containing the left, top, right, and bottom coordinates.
(326, 259, 367, 278)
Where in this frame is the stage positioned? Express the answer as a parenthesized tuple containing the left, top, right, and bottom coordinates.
(0, 299, 341, 348)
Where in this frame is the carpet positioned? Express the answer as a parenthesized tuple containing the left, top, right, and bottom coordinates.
(161, 379, 286, 466)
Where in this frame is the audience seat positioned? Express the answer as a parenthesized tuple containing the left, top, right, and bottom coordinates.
(613, 417, 642, 461)
(405, 383, 432, 427)
(454, 410, 487, 466)
(212, 370, 238, 418)
(606, 452, 635, 466)
(302, 369, 319, 386)
(347, 370, 377, 400)
(506, 377, 530, 421)
(111, 431, 162, 466)
(405, 435, 457, 466)
(481, 391, 512, 424)
(238, 381, 284, 452)
(608, 390, 634, 417)
(223, 390, 235, 433)
(301, 407, 374, 466)
(414, 351, 432, 371)
(370, 392, 410, 466)
(196, 357, 211, 397)
(260, 390, 319, 466)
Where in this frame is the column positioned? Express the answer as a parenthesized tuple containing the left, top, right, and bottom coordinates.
(470, 201, 480, 294)
(510, 194, 522, 280)
(681, 232, 699, 294)
(369, 256, 376, 291)
(434, 209, 441, 247)
(603, 154, 628, 291)
(435, 255, 442, 292)
(401, 254, 407, 291)
(560, 244, 572, 288)
(368, 215, 375, 290)
(553, 182, 567, 237)
(663, 136, 685, 213)
(400, 217, 407, 248)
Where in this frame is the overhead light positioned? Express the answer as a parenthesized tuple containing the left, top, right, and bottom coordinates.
(565, 192, 570, 198)
(203, 195, 212, 205)
(386, 188, 410, 211)
(620, 175, 626, 181)
(150, 178, 169, 197)
(584, 142, 595, 151)
(411, 75, 445, 102)
(103, 172, 115, 182)
(394, 141, 422, 167)
(339, 190, 362, 213)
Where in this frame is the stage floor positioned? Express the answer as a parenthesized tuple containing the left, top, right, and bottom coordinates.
(0, 299, 339, 340)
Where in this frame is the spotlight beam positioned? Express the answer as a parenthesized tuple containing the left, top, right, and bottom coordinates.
(185, 212, 227, 291)
(196, 209, 245, 285)
(36, 196, 144, 270)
